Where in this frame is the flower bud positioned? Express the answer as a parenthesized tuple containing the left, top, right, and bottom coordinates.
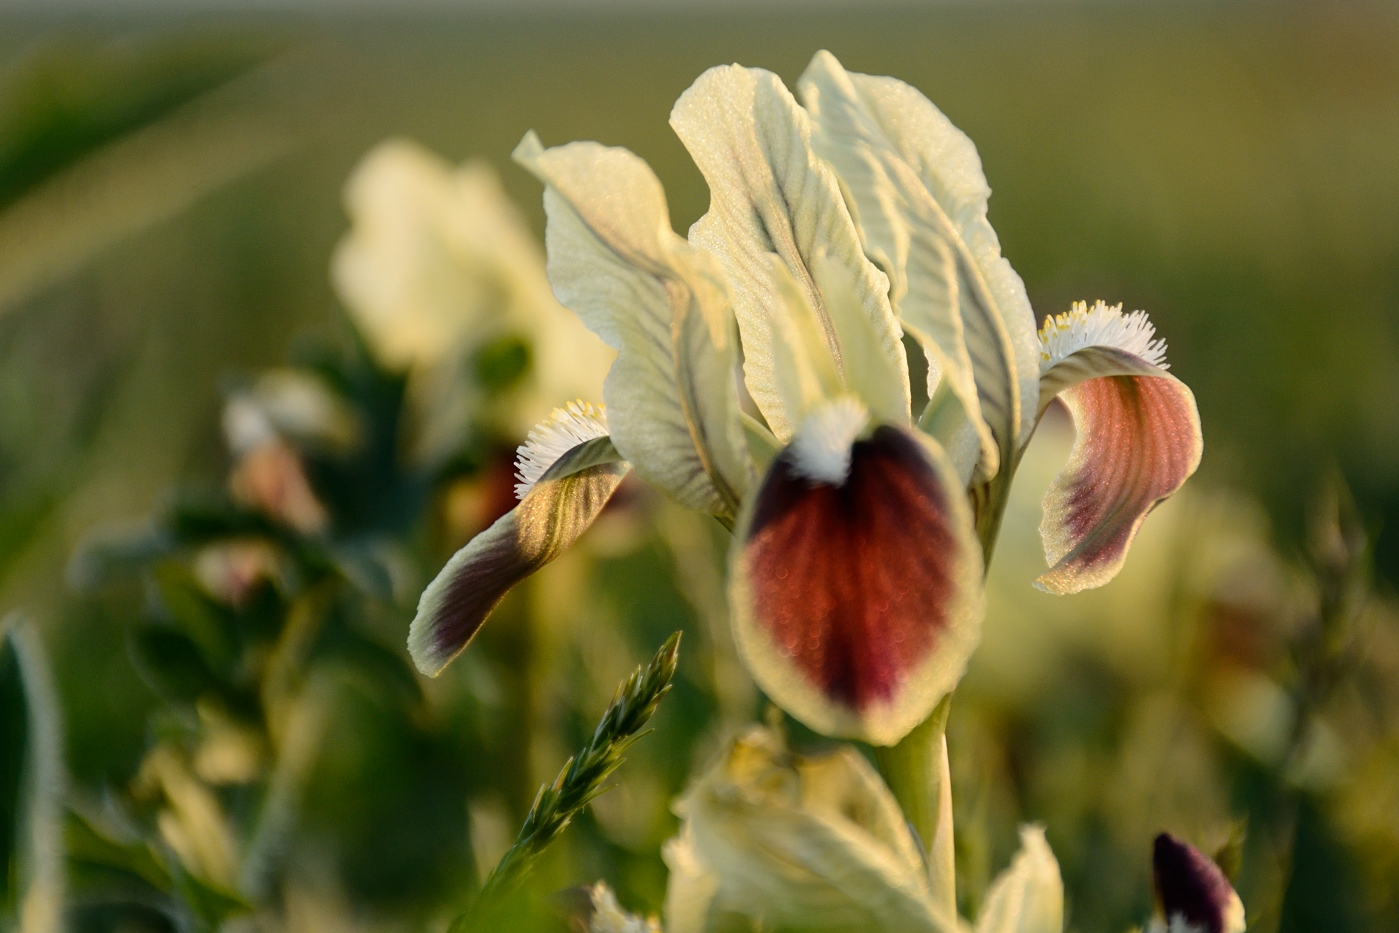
(1150, 833, 1246, 933)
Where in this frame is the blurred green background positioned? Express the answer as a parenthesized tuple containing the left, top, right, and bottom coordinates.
(1, 3, 1398, 932)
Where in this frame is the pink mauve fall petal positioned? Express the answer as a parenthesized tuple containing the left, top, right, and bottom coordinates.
(1036, 373, 1202, 595)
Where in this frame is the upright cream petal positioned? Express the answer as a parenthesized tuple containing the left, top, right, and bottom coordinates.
(583, 884, 663, 933)
(670, 64, 909, 440)
(800, 51, 1011, 480)
(975, 826, 1065, 933)
(514, 133, 749, 517)
(1034, 304, 1202, 595)
(813, 253, 912, 426)
(766, 257, 845, 436)
(833, 61, 1046, 456)
(664, 726, 950, 933)
(730, 423, 984, 746)
(765, 254, 907, 435)
(408, 435, 628, 676)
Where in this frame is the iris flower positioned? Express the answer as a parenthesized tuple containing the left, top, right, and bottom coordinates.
(333, 139, 612, 455)
(574, 725, 1063, 933)
(573, 736, 1242, 933)
(408, 52, 1202, 747)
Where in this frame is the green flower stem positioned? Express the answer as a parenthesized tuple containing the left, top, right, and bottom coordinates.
(874, 459, 1020, 922)
(875, 693, 955, 920)
(972, 448, 1023, 570)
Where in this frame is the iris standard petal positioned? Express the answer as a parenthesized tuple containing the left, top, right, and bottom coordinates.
(514, 133, 749, 518)
(812, 253, 913, 426)
(799, 50, 1017, 480)
(975, 826, 1065, 933)
(407, 435, 628, 676)
(670, 63, 909, 440)
(730, 423, 983, 746)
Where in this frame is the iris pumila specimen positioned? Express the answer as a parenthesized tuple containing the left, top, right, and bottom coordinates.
(408, 50, 1202, 748)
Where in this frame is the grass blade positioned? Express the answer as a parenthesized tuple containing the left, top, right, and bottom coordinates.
(454, 631, 682, 931)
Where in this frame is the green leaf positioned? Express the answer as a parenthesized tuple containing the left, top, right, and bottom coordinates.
(151, 564, 240, 676)
(171, 859, 252, 929)
(0, 632, 27, 908)
(128, 625, 221, 707)
(64, 809, 251, 931)
(64, 810, 173, 895)
(0, 619, 65, 932)
(0, 35, 299, 313)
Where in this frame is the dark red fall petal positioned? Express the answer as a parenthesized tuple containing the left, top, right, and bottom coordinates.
(733, 425, 981, 745)
(409, 452, 629, 676)
(1153, 833, 1244, 933)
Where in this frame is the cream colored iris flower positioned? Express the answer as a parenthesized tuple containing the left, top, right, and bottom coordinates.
(408, 53, 1201, 750)
(332, 138, 612, 440)
(579, 726, 1063, 933)
(581, 736, 1246, 933)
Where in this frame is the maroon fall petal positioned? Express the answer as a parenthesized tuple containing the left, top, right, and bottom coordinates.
(1153, 833, 1241, 933)
(738, 425, 977, 735)
(409, 456, 629, 676)
(1037, 373, 1201, 595)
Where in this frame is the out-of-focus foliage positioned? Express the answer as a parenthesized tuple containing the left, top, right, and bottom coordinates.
(0, 33, 302, 314)
(960, 419, 1399, 933)
(1, 619, 65, 933)
(0, 6, 1395, 933)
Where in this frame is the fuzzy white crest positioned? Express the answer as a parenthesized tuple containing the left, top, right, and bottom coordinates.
(1038, 300, 1168, 373)
(788, 397, 870, 486)
(514, 400, 609, 499)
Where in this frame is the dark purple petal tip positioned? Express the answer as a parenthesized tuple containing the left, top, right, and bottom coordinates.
(1153, 833, 1244, 933)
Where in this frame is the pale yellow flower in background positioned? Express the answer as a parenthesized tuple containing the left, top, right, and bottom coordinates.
(332, 138, 612, 443)
(221, 369, 356, 534)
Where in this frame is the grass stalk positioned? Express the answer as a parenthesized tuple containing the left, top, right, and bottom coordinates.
(452, 631, 682, 931)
